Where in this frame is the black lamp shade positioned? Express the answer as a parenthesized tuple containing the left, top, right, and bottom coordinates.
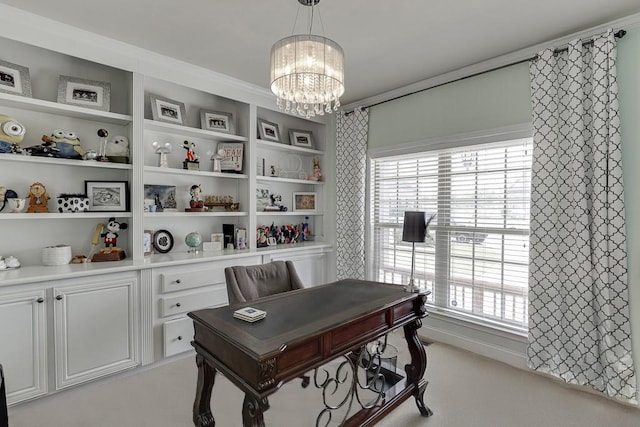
(402, 211, 426, 242)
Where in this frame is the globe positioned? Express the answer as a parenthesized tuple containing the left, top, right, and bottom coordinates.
(185, 232, 202, 252)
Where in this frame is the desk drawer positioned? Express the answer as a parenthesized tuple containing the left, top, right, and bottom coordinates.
(161, 268, 225, 293)
(163, 317, 194, 357)
(159, 285, 227, 317)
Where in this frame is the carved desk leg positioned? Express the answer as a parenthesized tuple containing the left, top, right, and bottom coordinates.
(193, 354, 217, 426)
(404, 319, 433, 417)
(242, 394, 269, 427)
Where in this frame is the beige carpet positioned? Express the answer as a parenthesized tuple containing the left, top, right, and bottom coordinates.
(8, 330, 640, 427)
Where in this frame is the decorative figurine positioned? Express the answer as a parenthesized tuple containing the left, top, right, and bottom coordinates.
(0, 187, 18, 212)
(0, 114, 26, 154)
(92, 217, 127, 262)
(102, 217, 127, 247)
(26, 182, 50, 213)
(7, 197, 27, 213)
(105, 135, 129, 163)
(183, 140, 199, 170)
(152, 141, 172, 168)
(41, 129, 84, 159)
(211, 149, 223, 173)
(96, 128, 109, 161)
(310, 157, 322, 181)
(186, 184, 205, 211)
(302, 217, 310, 241)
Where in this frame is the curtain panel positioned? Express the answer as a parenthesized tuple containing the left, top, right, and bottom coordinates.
(335, 108, 369, 280)
(527, 29, 636, 402)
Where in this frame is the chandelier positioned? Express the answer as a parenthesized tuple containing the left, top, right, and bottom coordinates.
(270, 0, 345, 118)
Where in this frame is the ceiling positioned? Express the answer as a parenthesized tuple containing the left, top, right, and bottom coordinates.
(3, 0, 640, 106)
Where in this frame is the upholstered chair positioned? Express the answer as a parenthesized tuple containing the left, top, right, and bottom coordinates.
(224, 260, 305, 305)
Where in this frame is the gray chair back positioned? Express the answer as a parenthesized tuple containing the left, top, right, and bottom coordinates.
(225, 260, 305, 305)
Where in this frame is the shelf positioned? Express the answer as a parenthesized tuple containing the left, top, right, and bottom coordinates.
(0, 212, 133, 220)
(256, 139, 323, 155)
(256, 211, 323, 216)
(144, 119, 248, 142)
(256, 175, 323, 185)
(0, 153, 132, 169)
(144, 211, 248, 218)
(144, 166, 247, 179)
(0, 92, 133, 125)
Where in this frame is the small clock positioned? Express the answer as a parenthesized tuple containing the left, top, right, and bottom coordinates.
(153, 229, 174, 254)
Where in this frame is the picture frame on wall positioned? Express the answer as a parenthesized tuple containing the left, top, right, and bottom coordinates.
(0, 59, 32, 97)
(289, 129, 313, 149)
(200, 109, 234, 134)
(257, 118, 280, 142)
(149, 93, 186, 125)
(58, 75, 111, 111)
(85, 180, 128, 212)
(293, 192, 317, 212)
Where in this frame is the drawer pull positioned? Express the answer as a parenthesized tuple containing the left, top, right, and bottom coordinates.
(176, 279, 182, 284)
(176, 302, 181, 307)
(37, 297, 44, 303)
(177, 336, 183, 341)
(56, 295, 63, 301)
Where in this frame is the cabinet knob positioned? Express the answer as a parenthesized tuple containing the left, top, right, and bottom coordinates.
(37, 297, 44, 303)
(56, 295, 63, 301)
(177, 336, 183, 341)
(175, 279, 181, 284)
(176, 302, 181, 307)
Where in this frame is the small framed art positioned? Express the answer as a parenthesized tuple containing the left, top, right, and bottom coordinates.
(58, 75, 111, 111)
(293, 192, 317, 212)
(257, 118, 280, 142)
(200, 109, 234, 134)
(216, 142, 244, 173)
(85, 180, 128, 212)
(153, 229, 174, 254)
(143, 230, 154, 256)
(289, 129, 313, 148)
(0, 59, 32, 97)
(143, 184, 178, 212)
(149, 94, 187, 125)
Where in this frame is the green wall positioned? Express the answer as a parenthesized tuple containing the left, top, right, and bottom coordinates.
(368, 28, 640, 377)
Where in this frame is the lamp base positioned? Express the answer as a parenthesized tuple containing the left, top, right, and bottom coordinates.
(405, 280, 419, 293)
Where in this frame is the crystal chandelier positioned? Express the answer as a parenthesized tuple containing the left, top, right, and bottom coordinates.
(270, 0, 345, 118)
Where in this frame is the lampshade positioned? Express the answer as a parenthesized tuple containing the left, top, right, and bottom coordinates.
(402, 211, 426, 242)
(269, 1, 345, 118)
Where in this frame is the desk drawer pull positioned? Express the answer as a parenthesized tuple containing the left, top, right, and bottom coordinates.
(177, 336, 183, 341)
(175, 279, 181, 284)
(176, 302, 181, 307)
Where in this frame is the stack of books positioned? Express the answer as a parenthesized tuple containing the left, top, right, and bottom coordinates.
(233, 307, 267, 323)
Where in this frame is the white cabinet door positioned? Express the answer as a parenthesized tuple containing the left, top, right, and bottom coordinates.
(271, 251, 327, 287)
(0, 290, 47, 404)
(53, 278, 139, 389)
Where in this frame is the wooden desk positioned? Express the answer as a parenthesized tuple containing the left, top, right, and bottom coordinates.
(188, 279, 432, 426)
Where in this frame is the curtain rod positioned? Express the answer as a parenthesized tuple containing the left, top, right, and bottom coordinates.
(353, 29, 626, 113)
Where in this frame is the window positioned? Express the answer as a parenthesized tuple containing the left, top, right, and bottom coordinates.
(370, 137, 532, 334)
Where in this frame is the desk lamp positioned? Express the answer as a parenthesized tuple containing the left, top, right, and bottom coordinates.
(402, 211, 426, 293)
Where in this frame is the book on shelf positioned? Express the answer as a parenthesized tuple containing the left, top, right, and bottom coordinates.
(233, 307, 267, 323)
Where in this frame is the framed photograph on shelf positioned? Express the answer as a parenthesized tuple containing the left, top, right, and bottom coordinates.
(58, 75, 111, 111)
(256, 187, 271, 211)
(85, 180, 128, 212)
(149, 93, 186, 125)
(143, 230, 154, 256)
(293, 192, 317, 212)
(216, 142, 244, 173)
(200, 109, 234, 134)
(0, 59, 32, 97)
(289, 129, 313, 149)
(257, 118, 280, 142)
(143, 184, 178, 212)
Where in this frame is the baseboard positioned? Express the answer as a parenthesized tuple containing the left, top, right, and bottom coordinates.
(419, 315, 528, 370)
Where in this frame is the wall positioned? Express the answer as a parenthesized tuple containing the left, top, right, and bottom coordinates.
(367, 28, 640, 381)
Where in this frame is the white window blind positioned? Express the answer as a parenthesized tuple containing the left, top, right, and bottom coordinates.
(370, 138, 532, 333)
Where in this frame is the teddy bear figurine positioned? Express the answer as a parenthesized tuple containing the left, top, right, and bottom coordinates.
(26, 182, 50, 213)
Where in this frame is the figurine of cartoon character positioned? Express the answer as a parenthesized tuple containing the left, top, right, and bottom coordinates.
(0, 187, 18, 212)
(312, 158, 322, 181)
(101, 217, 128, 248)
(105, 135, 130, 162)
(0, 114, 26, 153)
(41, 129, 84, 159)
(189, 184, 204, 209)
(183, 140, 198, 162)
(26, 182, 50, 213)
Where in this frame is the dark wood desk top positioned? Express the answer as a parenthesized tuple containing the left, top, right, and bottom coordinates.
(189, 279, 417, 359)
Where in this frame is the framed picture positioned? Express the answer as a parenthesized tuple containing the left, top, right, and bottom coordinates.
(216, 142, 244, 173)
(143, 184, 178, 212)
(293, 192, 317, 212)
(58, 75, 111, 111)
(200, 109, 234, 134)
(149, 93, 186, 125)
(85, 180, 128, 212)
(153, 229, 174, 254)
(289, 129, 313, 149)
(257, 118, 280, 142)
(256, 187, 271, 211)
(0, 59, 32, 97)
(143, 230, 154, 256)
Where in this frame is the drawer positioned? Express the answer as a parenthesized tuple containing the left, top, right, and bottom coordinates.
(159, 285, 228, 317)
(163, 317, 194, 357)
(161, 268, 225, 293)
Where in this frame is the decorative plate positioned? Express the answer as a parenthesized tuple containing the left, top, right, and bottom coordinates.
(153, 229, 174, 254)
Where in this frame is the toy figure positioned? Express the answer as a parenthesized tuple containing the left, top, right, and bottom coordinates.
(101, 217, 128, 247)
(42, 129, 84, 159)
(0, 187, 18, 212)
(105, 135, 130, 163)
(27, 182, 50, 213)
(183, 140, 199, 170)
(302, 217, 310, 241)
(0, 114, 26, 153)
(312, 158, 322, 181)
(96, 128, 109, 161)
(189, 184, 204, 209)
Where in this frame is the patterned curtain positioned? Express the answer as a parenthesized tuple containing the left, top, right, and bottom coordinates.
(527, 29, 636, 402)
(335, 108, 369, 280)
